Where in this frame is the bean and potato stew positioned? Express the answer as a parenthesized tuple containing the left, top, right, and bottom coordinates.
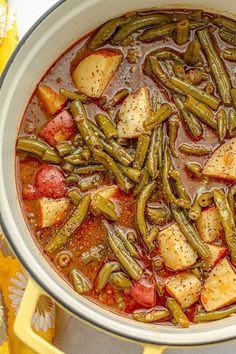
(16, 8, 236, 327)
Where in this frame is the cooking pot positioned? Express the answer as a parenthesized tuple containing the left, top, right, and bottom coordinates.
(1, 0, 236, 353)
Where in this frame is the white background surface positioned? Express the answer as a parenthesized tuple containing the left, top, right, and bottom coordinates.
(13, 0, 236, 353)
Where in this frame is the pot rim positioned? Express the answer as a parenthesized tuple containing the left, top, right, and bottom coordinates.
(1, 0, 236, 347)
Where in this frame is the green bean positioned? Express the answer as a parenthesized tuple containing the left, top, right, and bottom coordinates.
(223, 47, 236, 61)
(64, 153, 86, 165)
(179, 143, 211, 156)
(111, 14, 173, 44)
(59, 88, 89, 103)
(61, 161, 74, 173)
(101, 139, 134, 166)
(65, 174, 80, 184)
(176, 19, 190, 45)
(228, 184, 236, 220)
(133, 308, 170, 323)
(173, 63, 185, 79)
(166, 298, 189, 328)
(213, 17, 236, 33)
(46, 194, 91, 253)
(88, 120, 106, 139)
(146, 206, 171, 225)
(150, 48, 184, 64)
(228, 109, 236, 138)
(17, 137, 48, 157)
(163, 146, 191, 209)
(157, 124, 164, 177)
(114, 225, 139, 258)
(56, 141, 74, 156)
(197, 28, 232, 105)
(138, 23, 177, 42)
(109, 272, 132, 289)
(231, 88, 236, 111)
(173, 95, 203, 138)
(70, 100, 103, 150)
(170, 77, 220, 110)
(81, 245, 104, 264)
(167, 117, 179, 158)
(73, 134, 84, 147)
(217, 108, 227, 141)
(88, 16, 129, 49)
(114, 291, 126, 310)
(133, 166, 150, 197)
(169, 169, 190, 202)
(95, 113, 117, 139)
(147, 225, 159, 246)
(96, 262, 121, 291)
(213, 189, 236, 265)
(191, 267, 202, 280)
(171, 203, 210, 260)
(136, 181, 156, 250)
(112, 88, 130, 106)
(133, 134, 150, 170)
(185, 162, 202, 177)
(193, 304, 236, 323)
(127, 231, 136, 242)
(144, 103, 173, 131)
(184, 95, 217, 129)
(103, 221, 143, 280)
(184, 39, 202, 66)
(219, 28, 236, 46)
(189, 193, 201, 220)
(71, 268, 92, 294)
(42, 149, 62, 164)
(91, 193, 118, 220)
(81, 146, 91, 161)
(67, 187, 82, 205)
(78, 174, 101, 192)
(119, 164, 141, 183)
(73, 164, 106, 174)
(93, 149, 133, 192)
(147, 128, 159, 179)
(198, 191, 213, 208)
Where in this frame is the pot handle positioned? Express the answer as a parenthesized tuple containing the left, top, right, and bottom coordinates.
(14, 278, 64, 354)
(142, 345, 167, 354)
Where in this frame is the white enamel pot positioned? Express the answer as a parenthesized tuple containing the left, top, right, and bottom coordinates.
(0, 1, 236, 353)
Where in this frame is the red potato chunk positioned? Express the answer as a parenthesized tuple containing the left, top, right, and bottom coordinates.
(165, 272, 202, 309)
(35, 165, 67, 199)
(117, 87, 151, 139)
(157, 223, 198, 271)
(72, 49, 122, 98)
(37, 198, 69, 228)
(201, 258, 236, 311)
(196, 206, 223, 243)
(37, 85, 67, 115)
(203, 138, 236, 181)
(206, 244, 228, 267)
(39, 110, 76, 147)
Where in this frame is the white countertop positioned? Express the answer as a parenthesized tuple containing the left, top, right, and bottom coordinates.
(13, 0, 236, 353)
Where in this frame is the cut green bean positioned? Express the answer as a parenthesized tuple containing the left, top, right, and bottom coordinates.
(179, 143, 211, 156)
(146, 48, 184, 64)
(171, 203, 210, 260)
(17, 137, 48, 157)
(228, 109, 236, 138)
(78, 174, 102, 192)
(217, 108, 227, 141)
(223, 47, 236, 61)
(213, 17, 236, 33)
(112, 88, 130, 106)
(173, 63, 185, 79)
(185, 162, 202, 177)
(133, 134, 151, 170)
(219, 28, 236, 46)
(157, 124, 164, 177)
(231, 88, 236, 111)
(59, 88, 89, 103)
(95, 113, 117, 139)
(138, 23, 177, 42)
(176, 19, 190, 45)
(184, 95, 217, 129)
(103, 221, 143, 280)
(146, 206, 171, 225)
(46, 194, 91, 253)
(114, 225, 139, 258)
(101, 139, 134, 166)
(65, 174, 80, 185)
(109, 272, 132, 289)
(198, 191, 213, 208)
(42, 149, 62, 164)
(197, 28, 232, 105)
(81, 146, 91, 161)
(119, 164, 141, 183)
(56, 141, 74, 156)
(61, 161, 74, 173)
(133, 308, 170, 323)
(67, 187, 82, 205)
(96, 262, 121, 291)
(213, 189, 236, 265)
(184, 39, 202, 66)
(169, 169, 190, 202)
(166, 297, 189, 328)
(133, 166, 150, 196)
(228, 184, 236, 219)
(81, 245, 104, 264)
(167, 117, 179, 158)
(189, 193, 201, 220)
(136, 181, 156, 250)
(74, 164, 106, 174)
(147, 128, 159, 179)
(193, 304, 236, 323)
(144, 103, 173, 131)
(71, 268, 92, 294)
(91, 193, 118, 220)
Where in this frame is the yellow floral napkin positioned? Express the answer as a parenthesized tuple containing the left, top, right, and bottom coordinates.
(0, 1, 56, 353)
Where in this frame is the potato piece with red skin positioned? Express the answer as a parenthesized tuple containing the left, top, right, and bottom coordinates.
(201, 258, 236, 311)
(37, 198, 69, 228)
(165, 272, 202, 309)
(157, 223, 198, 271)
(39, 110, 76, 147)
(37, 85, 67, 115)
(72, 49, 122, 98)
(117, 87, 151, 138)
(206, 244, 228, 267)
(203, 138, 236, 181)
(35, 165, 67, 199)
(130, 278, 156, 307)
(196, 206, 223, 243)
